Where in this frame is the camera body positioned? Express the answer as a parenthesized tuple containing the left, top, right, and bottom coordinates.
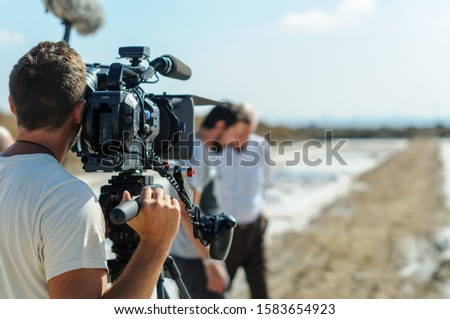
(74, 46, 194, 172)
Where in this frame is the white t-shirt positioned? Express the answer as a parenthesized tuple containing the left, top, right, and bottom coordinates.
(0, 154, 107, 298)
(216, 134, 273, 224)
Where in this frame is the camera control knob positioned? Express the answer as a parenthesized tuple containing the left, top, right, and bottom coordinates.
(123, 105, 134, 115)
(124, 116, 133, 126)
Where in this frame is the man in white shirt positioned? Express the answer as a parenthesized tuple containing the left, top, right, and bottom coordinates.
(217, 103, 272, 298)
(170, 105, 245, 298)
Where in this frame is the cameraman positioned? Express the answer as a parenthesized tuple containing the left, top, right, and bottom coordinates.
(0, 41, 180, 299)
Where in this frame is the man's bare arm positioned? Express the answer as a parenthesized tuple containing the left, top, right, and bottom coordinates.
(48, 187, 180, 299)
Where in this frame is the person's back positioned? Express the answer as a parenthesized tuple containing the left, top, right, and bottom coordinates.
(0, 154, 105, 298)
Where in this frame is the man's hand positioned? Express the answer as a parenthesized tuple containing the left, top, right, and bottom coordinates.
(204, 261, 229, 293)
(100, 187, 181, 298)
(127, 186, 181, 249)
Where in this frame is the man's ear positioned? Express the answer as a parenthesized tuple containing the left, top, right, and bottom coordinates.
(74, 99, 86, 124)
(8, 96, 16, 115)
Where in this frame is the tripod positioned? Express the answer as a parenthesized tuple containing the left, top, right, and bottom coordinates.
(99, 171, 190, 299)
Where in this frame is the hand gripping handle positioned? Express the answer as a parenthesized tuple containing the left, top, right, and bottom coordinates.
(110, 199, 141, 225)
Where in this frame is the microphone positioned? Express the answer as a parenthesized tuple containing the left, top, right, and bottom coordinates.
(150, 55, 192, 81)
(43, 0, 104, 35)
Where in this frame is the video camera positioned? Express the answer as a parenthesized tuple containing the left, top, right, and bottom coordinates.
(77, 46, 195, 172)
(72, 47, 236, 280)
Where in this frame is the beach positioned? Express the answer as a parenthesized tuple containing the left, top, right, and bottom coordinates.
(230, 137, 450, 298)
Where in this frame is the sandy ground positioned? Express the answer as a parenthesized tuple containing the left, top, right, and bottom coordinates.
(230, 138, 450, 298)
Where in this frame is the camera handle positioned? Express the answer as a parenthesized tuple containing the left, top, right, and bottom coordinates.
(110, 197, 141, 225)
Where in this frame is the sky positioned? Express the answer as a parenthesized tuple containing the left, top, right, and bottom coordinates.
(1, 0, 450, 127)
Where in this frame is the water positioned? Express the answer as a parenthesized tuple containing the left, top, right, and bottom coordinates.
(264, 138, 409, 237)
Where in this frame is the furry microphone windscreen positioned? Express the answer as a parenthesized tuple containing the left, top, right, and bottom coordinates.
(43, 0, 104, 35)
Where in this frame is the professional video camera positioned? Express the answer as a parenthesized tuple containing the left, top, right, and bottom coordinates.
(72, 47, 236, 296)
(78, 46, 194, 171)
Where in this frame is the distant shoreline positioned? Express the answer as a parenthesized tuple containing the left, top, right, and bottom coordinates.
(255, 123, 450, 141)
(2, 111, 450, 141)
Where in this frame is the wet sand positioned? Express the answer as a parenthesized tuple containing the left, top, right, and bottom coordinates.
(230, 138, 450, 298)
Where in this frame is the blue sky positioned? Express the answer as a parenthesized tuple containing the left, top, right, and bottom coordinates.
(1, 0, 450, 126)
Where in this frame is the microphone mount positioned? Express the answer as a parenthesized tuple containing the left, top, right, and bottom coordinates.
(62, 20, 72, 43)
